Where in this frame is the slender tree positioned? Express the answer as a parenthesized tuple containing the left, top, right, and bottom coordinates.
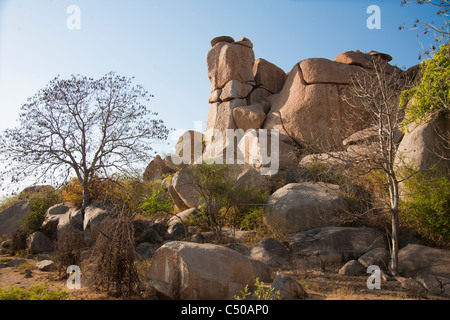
(321, 58, 416, 275)
(0, 72, 169, 215)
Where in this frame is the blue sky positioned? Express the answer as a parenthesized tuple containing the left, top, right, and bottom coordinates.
(0, 0, 443, 160)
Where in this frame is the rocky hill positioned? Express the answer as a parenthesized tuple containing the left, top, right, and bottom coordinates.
(1, 36, 449, 300)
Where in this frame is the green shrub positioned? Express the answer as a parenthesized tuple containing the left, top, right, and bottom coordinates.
(235, 278, 281, 300)
(140, 186, 174, 217)
(22, 189, 62, 233)
(401, 43, 450, 126)
(401, 170, 450, 244)
(0, 283, 70, 300)
(238, 207, 264, 231)
(192, 163, 269, 240)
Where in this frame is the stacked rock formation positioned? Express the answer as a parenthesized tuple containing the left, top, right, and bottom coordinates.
(205, 36, 401, 163)
(206, 36, 287, 136)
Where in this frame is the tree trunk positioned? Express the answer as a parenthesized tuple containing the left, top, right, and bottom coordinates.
(391, 210, 400, 276)
(81, 182, 90, 219)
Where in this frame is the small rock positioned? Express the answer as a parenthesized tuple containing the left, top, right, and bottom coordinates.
(24, 270, 33, 278)
(135, 242, 158, 260)
(224, 243, 248, 256)
(138, 227, 162, 244)
(36, 259, 55, 271)
(210, 36, 235, 47)
(1, 240, 11, 249)
(338, 260, 366, 276)
(271, 273, 307, 299)
(190, 234, 205, 244)
(248, 238, 289, 267)
(167, 222, 188, 239)
(235, 37, 253, 49)
(358, 247, 391, 269)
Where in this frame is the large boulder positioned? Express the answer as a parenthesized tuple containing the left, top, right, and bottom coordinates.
(0, 201, 30, 236)
(398, 244, 450, 278)
(220, 80, 253, 102)
(396, 110, 450, 174)
(206, 40, 255, 91)
(168, 185, 190, 212)
(358, 247, 391, 270)
(299, 58, 362, 85)
(253, 58, 286, 94)
(171, 166, 199, 209)
(286, 226, 388, 264)
(83, 201, 111, 245)
(27, 231, 53, 254)
(334, 50, 376, 69)
(148, 241, 271, 299)
(42, 203, 83, 239)
(263, 182, 345, 233)
(232, 104, 266, 131)
(247, 87, 273, 106)
(262, 63, 369, 150)
(143, 155, 176, 181)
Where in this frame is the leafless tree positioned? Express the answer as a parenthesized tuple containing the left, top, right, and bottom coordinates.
(321, 58, 416, 275)
(0, 72, 170, 215)
(400, 0, 449, 57)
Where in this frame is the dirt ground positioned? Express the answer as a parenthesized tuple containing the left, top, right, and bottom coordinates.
(0, 253, 447, 301)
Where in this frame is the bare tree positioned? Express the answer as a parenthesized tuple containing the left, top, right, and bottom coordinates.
(400, 0, 449, 57)
(322, 58, 416, 275)
(0, 72, 170, 215)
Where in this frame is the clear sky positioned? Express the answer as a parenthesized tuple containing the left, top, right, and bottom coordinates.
(0, 0, 444, 171)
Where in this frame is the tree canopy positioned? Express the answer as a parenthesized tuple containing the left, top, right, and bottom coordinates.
(0, 72, 170, 210)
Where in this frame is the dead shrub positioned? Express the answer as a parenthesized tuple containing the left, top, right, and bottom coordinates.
(87, 206, 142, 298)
(9, 228, 28, 255)
(53, 225, 86, 278)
